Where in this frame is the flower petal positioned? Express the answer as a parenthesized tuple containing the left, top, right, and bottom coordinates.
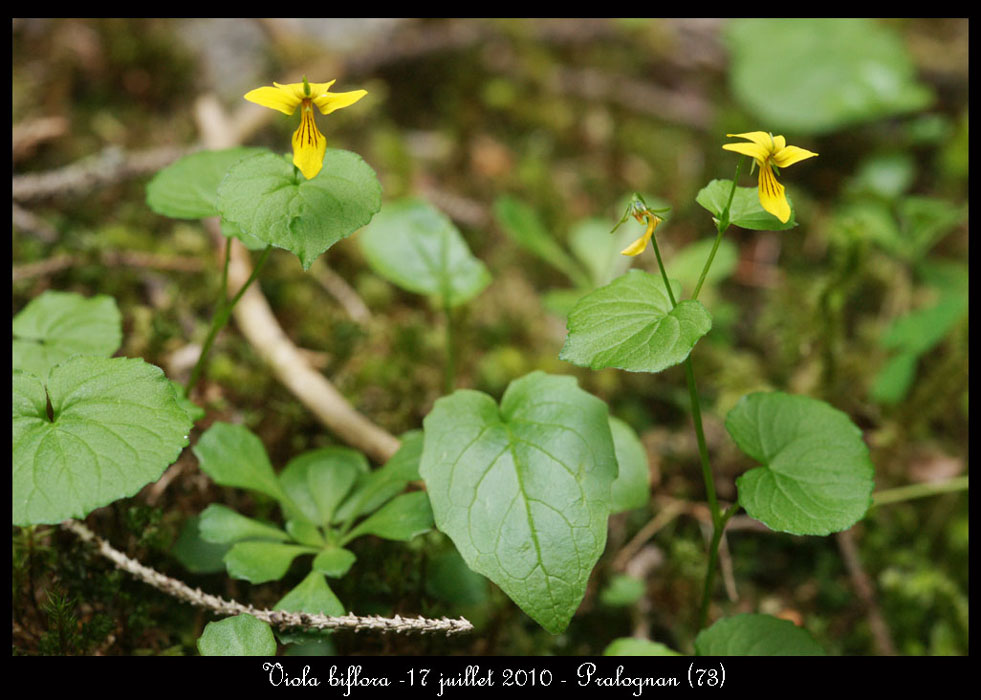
(305, 80, 337, 95)
(291, 105, 327, 179)
(620, 234, 650, 257)
(313, 89, 368, 115)
(244, 85, 302, 115)
(722, 141, 769, 163)
(757, 164, 790, 223)
(773, 145, 819, 168)
(727, 131, 776, 150)
(619, 217, 659, 256)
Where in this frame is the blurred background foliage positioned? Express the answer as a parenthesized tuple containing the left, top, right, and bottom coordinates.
(12, 18, 967, 656)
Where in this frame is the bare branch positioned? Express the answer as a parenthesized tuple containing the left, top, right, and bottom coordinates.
(62, 519, 473, 636)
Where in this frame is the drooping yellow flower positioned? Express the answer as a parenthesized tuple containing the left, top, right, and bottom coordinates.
(620, 210, 663, 256)
(722, 132, 818, 223)
(610, 194, 669, 257)
(244, 78, 367, 179)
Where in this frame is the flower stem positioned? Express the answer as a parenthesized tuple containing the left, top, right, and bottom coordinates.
(646, 174, 747, 632)
(443, 299, 456, 395)
(696, 503, 740, 630)
(871, 476, 969, 508)
(184, 244, 273, 397)
(646, 217, 721, 541)
(692, 159, 742, 301)
(647, 217, 677, 307)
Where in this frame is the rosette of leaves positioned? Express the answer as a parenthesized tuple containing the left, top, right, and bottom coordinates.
(189, 424, 432, 621)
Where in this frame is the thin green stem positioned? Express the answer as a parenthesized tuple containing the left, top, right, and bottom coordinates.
(218, 235, 232, 306)
(184, 244, 273, 397)
(719, 159, 743, 231)
(697, 503, 740, 630)
(647, 220, 677, 307)
(645, 218, 719, 533)
(684, 357, 720, 526)
(871, 476, 969, 508)
(692, 228, 725, 302)
(644, 197, 743, 632)
(443, 300, 456, 395)
(692, 159, 742, 300)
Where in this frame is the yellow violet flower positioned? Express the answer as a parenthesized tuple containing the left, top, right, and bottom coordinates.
(620, 210, 664, 256)
(612, 194, 668, 257)
(244, 78, 368, 180)
(722, 132, 818, 223)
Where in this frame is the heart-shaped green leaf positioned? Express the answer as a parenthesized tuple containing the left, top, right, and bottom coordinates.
(726, 18, 932, 134)
(217, 150, 382, 270)
(13, 357, 191, 525)
(604, 638, 682, 656)
(146, 147, 265, 220)
(726, 392, 875, 535)
(560, 270, 712, 373)
(358, 198, 491, 307)
(609, 417, 651, 513)
(694, 613, 825, 656)
(197, 614, 277, 656)
(13, 291, 122, 381)
(420, 371, 618, 634)
(696, 179, 797, 231)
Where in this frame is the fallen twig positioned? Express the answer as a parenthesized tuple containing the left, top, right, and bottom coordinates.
(63, 519, 472, 636)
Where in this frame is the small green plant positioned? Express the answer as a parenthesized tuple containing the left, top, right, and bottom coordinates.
(551, 133, 873, 652)
(189, 423, 432, 619)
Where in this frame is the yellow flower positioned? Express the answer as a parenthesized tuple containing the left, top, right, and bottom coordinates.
(722, 131, 818, 223)
(620, 210, 663, 256)
(244, 78, 368, 179)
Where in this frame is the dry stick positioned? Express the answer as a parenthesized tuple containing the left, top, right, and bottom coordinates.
(213, 219, 400, 463)
(716, 532, 738, 603)
(12, 202, 59, 242)
(62, 520, 472, 636)
(836, 528, 897, 656)
(12, 116, 68, 162)
(12, 145, 195, 203)
(314, 262, 372, 323)
(610, 498, 687, 572)
(13, 251, 205, 282)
